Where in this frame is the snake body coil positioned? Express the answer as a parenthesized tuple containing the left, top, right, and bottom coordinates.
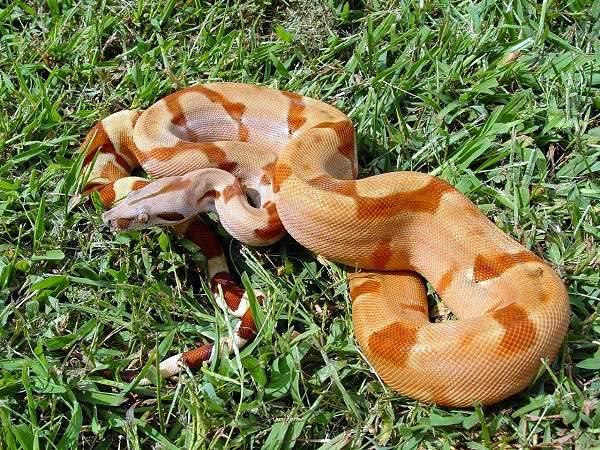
(80, 83, 570, 407)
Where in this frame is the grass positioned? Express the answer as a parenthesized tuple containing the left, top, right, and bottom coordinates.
(1, 0, 599, 448)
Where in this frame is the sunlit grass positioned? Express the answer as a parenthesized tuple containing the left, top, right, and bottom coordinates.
(0, 1, 599, 448)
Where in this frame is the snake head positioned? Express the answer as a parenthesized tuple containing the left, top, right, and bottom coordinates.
(102, 176, 200, 231)
(102, 206, 187, 231)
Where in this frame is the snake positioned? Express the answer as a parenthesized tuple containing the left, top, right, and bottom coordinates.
(78, 82, 570, 407)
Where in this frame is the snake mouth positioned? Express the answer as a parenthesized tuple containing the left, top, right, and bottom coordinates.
(102, 206, 138, 231)
(109, 217, 135, 231)
(102, 214, 134, 231)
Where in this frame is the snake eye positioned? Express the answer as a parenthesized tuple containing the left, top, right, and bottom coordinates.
(137, 212, 149, 223)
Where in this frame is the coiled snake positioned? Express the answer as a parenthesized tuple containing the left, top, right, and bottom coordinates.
(78, 82, 570, 407)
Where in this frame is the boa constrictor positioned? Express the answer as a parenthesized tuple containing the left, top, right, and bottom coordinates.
(78, 82, 570, 407)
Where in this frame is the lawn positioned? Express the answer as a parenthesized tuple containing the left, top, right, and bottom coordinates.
(1, 0, 599, 448)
